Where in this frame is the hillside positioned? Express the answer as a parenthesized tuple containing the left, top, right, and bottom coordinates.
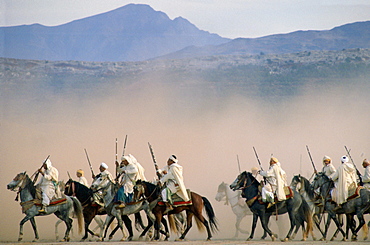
(0, 4, 228, 62)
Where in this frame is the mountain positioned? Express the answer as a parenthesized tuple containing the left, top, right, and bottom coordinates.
(157, 21, 370, 60)
(0, 4, 229, 62)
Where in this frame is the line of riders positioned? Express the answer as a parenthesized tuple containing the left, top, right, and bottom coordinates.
(36, 151, 370, 218)
(36, 153, 189, 216)
(249, 155, 370, 210)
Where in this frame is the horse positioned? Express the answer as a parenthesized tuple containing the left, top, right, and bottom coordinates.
(133, 180, 218, 241)
(312, 172, 370, 241)
(230, 171, 313, 241)
(290, 174, 332, 240)
(90, 174, 154, 241)
(215, 181, 251, 238)
(7, 172, 83, 242)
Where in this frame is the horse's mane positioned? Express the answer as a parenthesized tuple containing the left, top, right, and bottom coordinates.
(25, 174, 37, 198)
(246, 171, 260, 186)
(137, 180, 159, 197)
(299, 175, 316, 199)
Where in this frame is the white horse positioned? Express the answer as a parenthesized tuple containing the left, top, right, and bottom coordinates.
(90, 174, 153, 241)
(215, 181, 251, 238)
(7, 172, 83, 242)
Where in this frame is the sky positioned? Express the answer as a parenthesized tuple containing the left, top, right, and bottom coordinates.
(1, 0, 370, 38)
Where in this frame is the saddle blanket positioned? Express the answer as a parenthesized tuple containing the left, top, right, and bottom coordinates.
(21, 197, 67, 213)
(35, 197, 67, 206)
(158, 189, 192, 207)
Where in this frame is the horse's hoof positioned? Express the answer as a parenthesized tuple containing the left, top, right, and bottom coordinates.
(127, 236, 133, 241)
(206, 238, 211, 241)
(175, 238, 183, 241)
(271, 235, 276, 241)
(301, 238, 307, 241)
(246, 238, 252, 241)
(319, 237, 325, 241)
(32, 239, 39, 242)
(80, 239, 86, 242)
(18, 238, 23, 242)
(281, 237, 289, 242)
(341, 238, 346, 241)
(364, 236, 368, 240)
(312, 237, 316, 241)
(351, 235, 357, 241)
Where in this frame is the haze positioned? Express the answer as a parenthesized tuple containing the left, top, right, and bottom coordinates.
(1, 73, 369, 241)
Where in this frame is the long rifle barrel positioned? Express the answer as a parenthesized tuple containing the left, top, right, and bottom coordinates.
(237, 154, 241, 173)
(84, 148, 95, 177)
(148, 142, 161, 179)
(31, 155, 50, 183)
(306, 145, 317, 173)
(122, 135, 128, 158)
(253, 147, 264, 171)
(344, 146, 363, 186)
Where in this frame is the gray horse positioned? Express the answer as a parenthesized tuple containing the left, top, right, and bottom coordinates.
(7, 172, 83, 242)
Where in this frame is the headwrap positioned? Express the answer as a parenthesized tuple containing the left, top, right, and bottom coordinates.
(169, 155, 178, 163)
(341, 155, 349, 163)
(251, 167, 259, 171)
(363, 159, 370, 165)
(323, 155, 331, 163)
(270, 157, 279, 164)
(77, 169, 84, 175)
(100, 162, 108, 169)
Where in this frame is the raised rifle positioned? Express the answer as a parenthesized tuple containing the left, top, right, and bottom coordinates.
(306, 145, 317, 173)
(84, 148, 95, 178)
(122, 135, 128, 158)
(31, 155, 50, 184)
(344, 146, 363, 186)
(237, 154, 241, 173)
(253, 146, 264, 171)
(148, 142, 162, 179)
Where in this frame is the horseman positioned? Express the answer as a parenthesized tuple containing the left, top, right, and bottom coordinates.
(157, 155, 190, 214)
(321, 155, 336, 178)
(91, 162, 115, 206)
(361, 159, 370, 190)
(330, 155, 357, 211)
(36, 159, 59, 213)
(76, 169, 89, 187)
(114, 154, 146, 208)
(258, 157, 288, 208)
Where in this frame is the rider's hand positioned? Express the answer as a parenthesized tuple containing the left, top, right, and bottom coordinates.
(163, 170, 167, 175)
(115, 161, 119, 166)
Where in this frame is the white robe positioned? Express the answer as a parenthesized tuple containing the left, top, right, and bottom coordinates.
(37, 165, 59, 205)
(331, 162, 357, 204)
(117, 162, 146, 194)
(260, 162, 287, 201)
(159, 163, 190, 202)
(77, 176, 89, 187)
(322, 163, 336, 179)
(362, 165, 370, 190)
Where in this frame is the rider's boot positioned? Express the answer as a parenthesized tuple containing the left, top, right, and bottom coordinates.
(333, 204, 342, 212)
(115, 201, 126, 209)
(39, 205, 46, 213)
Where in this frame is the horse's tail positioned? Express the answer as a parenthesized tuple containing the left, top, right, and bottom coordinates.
(168, 214, 179, 234)
(362, 222, 368, 240)
(202, 196, 218, 233)
(301, 198, 313, 238)
(71, 196, 84, 234)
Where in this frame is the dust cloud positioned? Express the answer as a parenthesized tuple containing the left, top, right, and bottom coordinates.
(1, 73, 370, 242)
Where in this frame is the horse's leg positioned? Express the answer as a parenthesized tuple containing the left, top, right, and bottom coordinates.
(30, 217, 39, 242)
(55, 219, 62, 240)
(247, 213, 258, 240)
(18, 215, 33, 241)
(122, 215, 133, 241)
(54, 210, 73, 242)
(353, 211, 367, 241)
(160, 216, 170, 240)
(108, 224, 120, 240)
(179, 211, 193, 240)
(139, 215, 153, 239)
(98, 215, 114, 241)
(153, 212, 164, 240)
(259, 212, 275, 241)
(233, 215, 243, 238)
(328, 211, 346, 241)
(92, 216, 104, 235)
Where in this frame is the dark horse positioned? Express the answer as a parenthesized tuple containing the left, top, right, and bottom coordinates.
(230, 171, 313, 241)
(134, 180, 218, 241)
(312, 172, 370, 241)
(64, 179, 140, 241)
(7, 172, 83, 242)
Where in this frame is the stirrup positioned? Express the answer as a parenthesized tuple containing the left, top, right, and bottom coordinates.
(39, 207, 46, 213)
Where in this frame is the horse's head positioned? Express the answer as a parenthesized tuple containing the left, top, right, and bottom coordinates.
(312, 172, 329, 190)
(7, 172, 28, 191)
(215, 182, 227, 202)
(133, 180, 146, 201)
(91, 174, 111, 191)
(230, 171, 248, 191)
(290, 174, 302, 190)
(64, 179, 74, 196)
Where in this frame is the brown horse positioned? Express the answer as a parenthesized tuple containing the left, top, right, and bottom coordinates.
(133, 180, 218, 240)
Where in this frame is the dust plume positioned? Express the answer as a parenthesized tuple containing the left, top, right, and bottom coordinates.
(1, 73, 369, 241)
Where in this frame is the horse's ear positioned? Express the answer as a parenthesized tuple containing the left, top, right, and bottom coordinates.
(23, 171, 27, 175)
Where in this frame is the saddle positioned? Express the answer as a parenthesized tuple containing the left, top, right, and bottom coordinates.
(347, 186, 364, 201)
(20, 197, 67, 213)
(247, 186, 294, 207)
(158, 189, 192, 207)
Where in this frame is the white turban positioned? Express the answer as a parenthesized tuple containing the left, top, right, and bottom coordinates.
(341, 155, 349, 163)
(100, 162, 108, 169)
(169, 155, 178, 163)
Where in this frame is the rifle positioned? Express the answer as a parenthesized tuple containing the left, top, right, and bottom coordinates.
(148, 142, 162, 179)
(306, 145, 317, 173)
(67, 171, 72, 180)
(253, 147, 264, 171)
(236, 154, 241, 173)
(122, 135, 128, 158)
(31, 155, 50, 184)
(84, 148, 95, 178)
(344, 146, 363, 186)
